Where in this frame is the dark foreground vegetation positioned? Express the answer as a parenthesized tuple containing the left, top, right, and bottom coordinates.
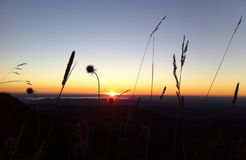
(1, 93, 246, 160)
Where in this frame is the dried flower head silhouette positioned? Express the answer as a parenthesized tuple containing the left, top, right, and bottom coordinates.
(86, 65, 100, 102)
(26, 87, 34, 94)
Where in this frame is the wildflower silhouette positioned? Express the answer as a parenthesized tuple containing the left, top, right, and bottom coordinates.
(86, 65, 100, 102)
(26, 87, 34, 94)
(26, 87, 40, 149)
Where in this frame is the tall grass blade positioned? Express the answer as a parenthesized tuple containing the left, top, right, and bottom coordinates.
(56, 51, 75, 106)
(133, 15, 166, 96)
(150, 36, 155, 101)
(205, 16, 242, 101)
(62, 51, 75, 86)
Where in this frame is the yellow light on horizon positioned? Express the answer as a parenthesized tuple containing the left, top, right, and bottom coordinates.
(105, 91, 120, 97)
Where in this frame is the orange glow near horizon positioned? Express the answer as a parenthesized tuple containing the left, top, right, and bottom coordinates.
(1, 76, 246, 97)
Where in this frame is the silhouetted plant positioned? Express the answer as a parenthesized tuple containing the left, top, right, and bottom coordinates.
(160, 86, 167, 100)
(0, 63, 32, 87)
(86, 65, 100, 102)
(26, 87, 34, 94)
(232, 82, 239, 108)
(150, 36, 155, 101)
(172, 36, 189, 160)
(133, 15, 166, 96)
(0, 80, 32, 86)
(56, 51, 76, 106)
(0, 63, 27, 82)
(115, 89, 131, 101)
(205, 16, 242, 101)
(173, 35, 189, 112)
(26, 87, 40, 150)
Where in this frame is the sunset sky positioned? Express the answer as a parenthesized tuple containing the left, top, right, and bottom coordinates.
(0, 0, 246, 96)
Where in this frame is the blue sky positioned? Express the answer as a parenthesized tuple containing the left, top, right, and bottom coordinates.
(0, 0, 245, 96)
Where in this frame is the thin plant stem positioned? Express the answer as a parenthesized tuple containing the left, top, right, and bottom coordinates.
(94, 72, 100, 102)
(115, 89, 130, 101)
(0, 80, 31, 85)
(178, 67, 183, 95)
(0, 63, 27, 82)
(205, 16, 242, 101)
(1, 70, 13, 82)
(133, 15, 166, 96)
(133, 36, 152, 96)
(56, 86, 64, 107)
(150, 36, 155, 101)
(145, 36, 155, 160)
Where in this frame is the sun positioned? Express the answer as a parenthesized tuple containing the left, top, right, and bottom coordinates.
(106, 91, 119, 97)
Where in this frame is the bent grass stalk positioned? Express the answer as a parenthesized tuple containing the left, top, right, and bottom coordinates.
(115, 89, 131, 101)
(0, 63, 27, 82)
(86, 65, 101, 159)
(0, 80, 32, 85)
(172, 36, 189, 160)
(205, 16, 242, 101)
(86, 65, 100, 102)
(173, 35, 189, 110)
(133, 15, 166, 96)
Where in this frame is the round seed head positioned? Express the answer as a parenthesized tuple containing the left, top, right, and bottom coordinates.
(86, 65, 95, 74)
(26, 87, 34, 94)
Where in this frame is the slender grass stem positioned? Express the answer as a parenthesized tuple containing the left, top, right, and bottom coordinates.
(94, 72, 100, 102)
(150, 36, 155, 101)
(205, 16, 242, 101)
(133, 15, 166, 96)
(133, 36, 152, 96)
(0, 80, 31, 85)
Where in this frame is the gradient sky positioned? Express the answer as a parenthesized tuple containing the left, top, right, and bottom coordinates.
(0, 0, 246, 96)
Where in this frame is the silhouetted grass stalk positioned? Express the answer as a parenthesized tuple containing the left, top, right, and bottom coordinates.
(232, 82, 239, 108)
(0, 80, 32, 85)
(133, 15, 166, 96)
(150, 36, 155, 101)
(115, 89, 130, 101)
(94, 72, 100, 102)
(160, 86, 167, 100)
(172, 36, 189, 160)
(43, 51, 75, 158)
(173, 35, 189, 110)
(144, 35, 156, 160)
(205, 16, 242, 101)
(0, 63, 27, 82)
(56, 51, 75, 107)
(28, 88, 41, 153)
(86, 65, 100, 102)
